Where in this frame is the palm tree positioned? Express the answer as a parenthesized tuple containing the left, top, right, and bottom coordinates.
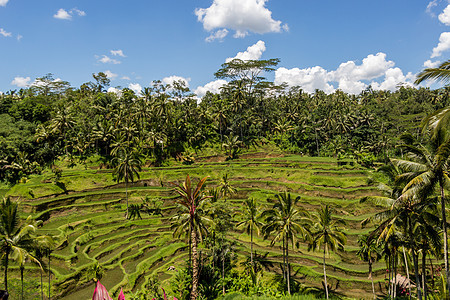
(262, 192, 310, 295)
(357, 234, 382, 299)
(34, 235, 55, 300)
(236, 198, 263, 275)
(113, 148, 142, 219)
(391, 131, 450, 293)
(308, 205, 346, 300)
(415, 60, 450, 85)
(171, 175, 211, 300)
(218, 173, 236, 200)
(0, 197, 41, 292)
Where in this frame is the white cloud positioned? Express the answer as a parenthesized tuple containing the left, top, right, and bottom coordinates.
(111, 50, 126, 57)
(73, 8, 86, 17)
(54, 9, 72, 20)
(104, 70, 118, 80)
(128, 83, 142, 94)
(275, 66, 335, 94)
(439, 4, 450, 24)
(107, 87, 122, 96)
(330, 53, 395, 82)
(54, 8, 86, 20)
(121, 76, 131, 80)
(424, 59, 441, 68)
(431, 32, 450, 58)
(275, 53, 414, 94)
(226, 40, 266, 62)
(0, 0, 9, 7)
(0, 28, 11, 37)
(370, 68, 414, 91)
(162, 75, 190, 87)
(11, 76, 31, 88)
(195, 79, 228, 98)
(98, 55, 121, 64)
(195, 0, 287, 39)
(427, 0, 439, 17)
(17, 34, 22, 41)
(206, 29, 229, 42)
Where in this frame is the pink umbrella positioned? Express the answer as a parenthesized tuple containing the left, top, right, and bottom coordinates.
(118, 288, 125, 300)
(92, 281, 113, 300)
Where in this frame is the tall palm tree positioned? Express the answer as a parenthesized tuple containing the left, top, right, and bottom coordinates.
(236, 198, 263, 275)
(171, 175, 211, 300)
(262, 192, 310, 295)
(0, 197, 41, 292)
(113, 148, 142, 219)
(34, 235, 55, 300)
(391, 131, 450, 293)
(308, 205, 346, 300)
(357, 234, 382, 299)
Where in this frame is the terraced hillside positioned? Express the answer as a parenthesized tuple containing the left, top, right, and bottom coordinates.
(5, 153, 387, 299)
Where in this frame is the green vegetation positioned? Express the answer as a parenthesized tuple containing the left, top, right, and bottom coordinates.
(1, 61, 450, 299)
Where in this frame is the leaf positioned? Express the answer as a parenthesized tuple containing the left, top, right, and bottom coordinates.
(92, 281, 113, 300)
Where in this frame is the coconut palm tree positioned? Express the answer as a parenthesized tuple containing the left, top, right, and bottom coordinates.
(0, 197, 41, 292)
(236, 198, 263, 275)
(113, 148, 142, 219)
(308, 205, 346, 300)
(171, 175, 211, 300)
(357, 234, 382, 299)
(262, 192, 310, 295)
(391, 130, 450, 294)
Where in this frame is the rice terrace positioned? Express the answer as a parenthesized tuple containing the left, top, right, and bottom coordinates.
(4, 151, 387, 299)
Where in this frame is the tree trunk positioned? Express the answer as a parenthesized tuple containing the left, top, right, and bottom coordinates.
(394, 252, 397, 299)
(411, 239, 422, 299)
(48, 254, 51, 300)
(191, 226, 199, 300)
(4, 251, 9, 291)
(323, 245, 329, 300)
(403, 246, 412, 300)
(41, 270, 44, 300)
(125, 180, 129, 219)
(250, 224, 253, 272)
(369, 259, 375, 299)
(282, 237, 286, 282)
(21, 266, 24, 300)
(222, 250, 225, 296)
(422, 252, 427, 300)
(440, 180, 450, 295)
(286, 242, 290, 295)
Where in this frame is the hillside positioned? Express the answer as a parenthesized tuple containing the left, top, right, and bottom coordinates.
(5, 151, 387, 299)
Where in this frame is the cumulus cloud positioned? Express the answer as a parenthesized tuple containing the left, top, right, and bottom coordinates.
(128, 83, 142, 94)
(0, 0, 8, 7)
(226, 40, 266, 62)
(206, 29, 229, 42)
(275, 53, 414, 94)
(54, 8, 86, 20)
(111, 50, 126, 57)
(370, 68, 414, 91)
(275, 66, 335, 94)
(162, 75, 190, 87)
(0, 28, 11, 37)
(97, 55, 121, 64)
(330, 53, 395, 82)
(107, 87, 122, 95)
(195, 79, 228, 98)
(431, 32, 450, 58)
(439, 4, 450, 25)
(104, 70, 118, 80)
(195, 0, 287, 39)
(11, 76, 31, 88)
(424, 59, 441, 68)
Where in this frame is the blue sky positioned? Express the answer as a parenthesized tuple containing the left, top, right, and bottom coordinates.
(0, 0, 449, 96)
